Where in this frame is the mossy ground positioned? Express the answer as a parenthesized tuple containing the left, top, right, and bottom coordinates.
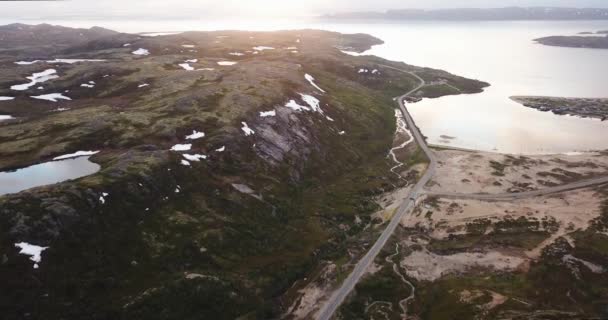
(0, 28, 488, 319)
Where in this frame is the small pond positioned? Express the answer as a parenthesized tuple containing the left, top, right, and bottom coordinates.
(0, 156, 100, 196)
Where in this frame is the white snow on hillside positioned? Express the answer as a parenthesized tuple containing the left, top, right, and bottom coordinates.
(185, 130, 205, 140)
(253, 46, 274, 51)
(241, 122, 255, 136)
(53, 150, 99, 160)
(179, 63, 194, 71)
(304, 74, 325, 93)
(14, 242, 48, 269)
(31, 93, 72, 102)
(259, 110, 276, 117)
(300, 94, 323, 113)
(171, 144, 192, 151)
(285, 99, 310, 112)
(132, 48, 150, 55)
(11, 69, 58, 91)
(182, 154, 207, 162)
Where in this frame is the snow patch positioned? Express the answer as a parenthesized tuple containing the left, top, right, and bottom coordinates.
(11, 69, 58, 91)
(181, 44, 195, 48)
(229, 52, 245, 56)
(341, 50, 364, 56)
(241, 122, 255, 136)
(185, 130, 205, 140)
(0, 115, 15, 121)
(138, 83, 149, 88)
(252, 46, 274, 51)
(53, 150, 99, 160)
(564, 152, 584, 156)
(170, 144, 192, 152)
(31, 93, 71, 102)
(80, 83, 95, 88)
(259, 110, 276, 117)
(132, 48, 150, 55)
(99, 192, 109, 204)
(47, 59, 106, 64)
(215, 146, 225, 152)
(285, 99, 310, 112)
(182, 154, 207, 162)
(15, 60, 41, 65)
(0, 96, 15, 101)
(185, 59, 198, 63)
(304, 74, 325, 93)
(14, 242, 48, 269)
(178, 63, 194, 71)
(180, 159, 191, 166)
(299, 94, 323, 113)
(217, 61, 237, 66)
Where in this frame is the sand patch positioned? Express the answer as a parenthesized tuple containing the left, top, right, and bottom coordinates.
(428, 149, 608, 194)
(401, 249, 525, 281)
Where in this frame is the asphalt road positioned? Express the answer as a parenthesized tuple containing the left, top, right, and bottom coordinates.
(316, 66, 608, 320)
(427, 175, 608, 201)
(316, 68, 433, 320)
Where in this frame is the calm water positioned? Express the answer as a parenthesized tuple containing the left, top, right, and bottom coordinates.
(356, 21, 608, 154)
(0, 157, 100, 196)
(4, 18, 608, 153)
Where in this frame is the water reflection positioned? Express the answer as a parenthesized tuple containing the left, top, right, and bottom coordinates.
(0, 156, 100, 196)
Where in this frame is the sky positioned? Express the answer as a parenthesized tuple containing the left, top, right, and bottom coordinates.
(1, 0, 608, 20)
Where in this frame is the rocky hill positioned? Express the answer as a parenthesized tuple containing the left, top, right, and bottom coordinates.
(0, 24, 487, 319)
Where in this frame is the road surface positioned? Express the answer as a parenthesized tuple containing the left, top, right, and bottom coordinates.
(316, 68, 432, 320)
(315, 66, 608, 320)
(427, 175, 608, 201)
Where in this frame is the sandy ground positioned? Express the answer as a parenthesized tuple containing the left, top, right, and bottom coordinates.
(285, 263, 337, 319)
(402, 189, 602, 258)
(400, 249, 525, 281)
(427, 149, 608, 194)
(394, 187, 605, 284)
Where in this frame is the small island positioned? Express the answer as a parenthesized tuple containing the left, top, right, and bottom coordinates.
(535, 30, 608, 49)
(511, 96, 608, 121)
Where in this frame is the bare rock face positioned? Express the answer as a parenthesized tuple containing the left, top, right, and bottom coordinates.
(254, 107, 315, 165)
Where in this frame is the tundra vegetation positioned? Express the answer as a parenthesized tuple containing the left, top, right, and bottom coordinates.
(338, 148, 608, 320)
(0, 24, 488, 319)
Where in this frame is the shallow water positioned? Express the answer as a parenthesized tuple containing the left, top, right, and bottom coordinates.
(0, 156, 100, 196)
(355, 21, 608, 154)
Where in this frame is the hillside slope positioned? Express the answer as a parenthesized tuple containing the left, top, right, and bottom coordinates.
(0, 24, 488, 319)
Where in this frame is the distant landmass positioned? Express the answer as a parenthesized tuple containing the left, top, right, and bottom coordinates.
(535, 30, 608, 49)
(322, 7, 608, 20)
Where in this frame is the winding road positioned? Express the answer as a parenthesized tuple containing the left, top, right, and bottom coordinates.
(427, 174, 608, 201)
(316, 69, 433, 320)
(316, 67, 608, 320)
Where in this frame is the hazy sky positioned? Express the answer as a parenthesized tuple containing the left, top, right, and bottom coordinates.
(2, 0, 608, 19)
